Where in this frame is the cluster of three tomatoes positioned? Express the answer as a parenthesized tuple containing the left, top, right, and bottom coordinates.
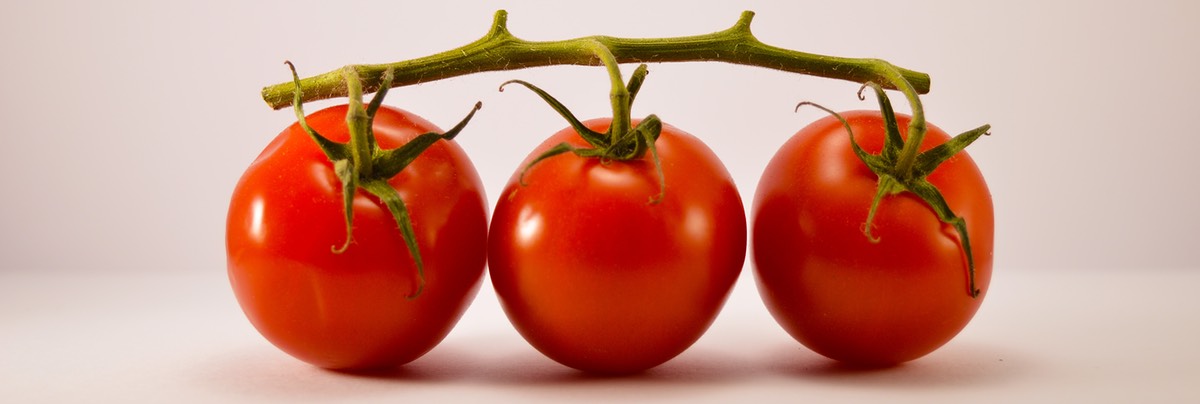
(226, 104, 993, 374)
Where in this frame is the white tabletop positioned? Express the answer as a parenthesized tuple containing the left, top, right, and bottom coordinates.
(3, 267, 1196, 403)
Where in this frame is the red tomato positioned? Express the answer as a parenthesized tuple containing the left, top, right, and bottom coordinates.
(226, 105, 488, 370)
(488, 118, 746, 374)
(752, 110, 993, 366)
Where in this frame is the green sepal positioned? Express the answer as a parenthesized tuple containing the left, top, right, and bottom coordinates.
(862, 175, 903, 243)
(360, 179, 425, 298)
(635, 115, 665, 204)
(605, 113, 658, 160)
(516, 142, 613, 186)
(797, 100, 892, 174)
(372, 102, 482, 179)
(289, 61, 356, 254)
(287, 61, 349, 162)
(859, 82, 904, 164)
(363, 67, 396, 153)
(518, 142, 575, 186)
(906, 178, 980, 298)
(849, 135, 896, 175)
(912, 124, 991, 178)
(331, 159, 357, 254)
(372, 133, 446, 179)
(500, 79, 608, 147)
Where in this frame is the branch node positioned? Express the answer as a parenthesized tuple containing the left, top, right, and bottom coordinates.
(488, 10, 511, 38)
(735, 10, 756, 32)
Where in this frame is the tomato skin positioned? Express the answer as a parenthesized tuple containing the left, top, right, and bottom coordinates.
(752, 111, 993, 366)
(226, 105, 488, 370)
(488, 118, 745, 374)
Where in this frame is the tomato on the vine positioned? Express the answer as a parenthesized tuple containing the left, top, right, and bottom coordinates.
(226, 104, 488, 370)
(488, 118, 746, 374)
(752, 110, 993, 366)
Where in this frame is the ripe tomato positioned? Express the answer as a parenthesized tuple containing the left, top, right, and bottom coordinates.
(226, 105, 488, 370)
(752, 110, 993, 366)
(488, 118, 746, 374)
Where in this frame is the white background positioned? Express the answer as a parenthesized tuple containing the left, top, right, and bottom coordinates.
(2, 1, 1198, 402)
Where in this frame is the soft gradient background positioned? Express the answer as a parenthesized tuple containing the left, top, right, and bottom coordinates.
(2, 1, 1196, 272)
(2, 0, 1198, 402)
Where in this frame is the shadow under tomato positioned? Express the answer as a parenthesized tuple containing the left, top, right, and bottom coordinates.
(299, 340, 765, 403)
(201, 332, 1031, 400)
(326, 351, 477, 382)
(428, 345, 769, 402)
(765, 340, 1029, 389)
(194, 342, 494, 402)
(452, 345, 764, 387)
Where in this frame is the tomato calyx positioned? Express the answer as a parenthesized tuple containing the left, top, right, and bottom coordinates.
(500, 43, 666, 204)
(802, 83, 991, 298)
(284, 61, 482, 298)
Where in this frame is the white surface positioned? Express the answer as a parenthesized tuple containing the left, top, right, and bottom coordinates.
(3, 268, 1198, 402)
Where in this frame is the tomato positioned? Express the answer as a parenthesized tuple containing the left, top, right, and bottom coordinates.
(226, 105, 488, 370)
(488, 118, 746, 374)
(752, 110, 993, 366)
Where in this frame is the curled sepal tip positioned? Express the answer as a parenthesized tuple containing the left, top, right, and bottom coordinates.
(912, 124, 991, 178)
(500, 79, 607, 147)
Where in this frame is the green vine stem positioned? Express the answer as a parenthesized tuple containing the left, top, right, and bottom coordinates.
(261, 10, 930, 110)
(875, 65, 927, 178)
(589, 40, 632, 143)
